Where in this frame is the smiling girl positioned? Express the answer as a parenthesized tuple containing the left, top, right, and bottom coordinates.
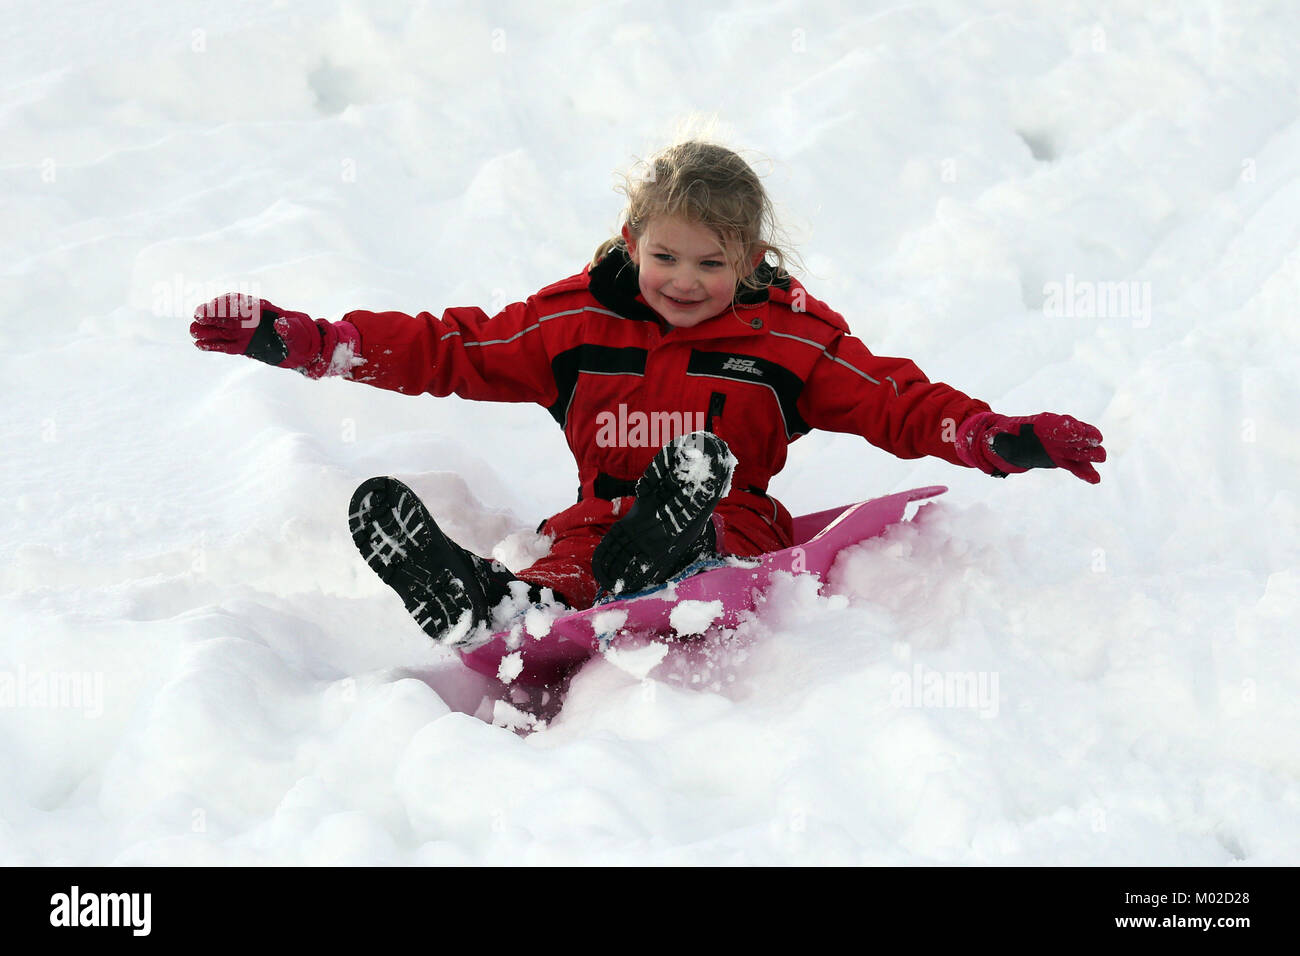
(191, 140, 1106, 648)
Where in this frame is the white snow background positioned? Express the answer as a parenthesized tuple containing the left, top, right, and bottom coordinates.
(1, 0, 1297, 865)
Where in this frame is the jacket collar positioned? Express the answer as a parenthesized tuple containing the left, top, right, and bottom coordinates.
(587, 247, 662, 324)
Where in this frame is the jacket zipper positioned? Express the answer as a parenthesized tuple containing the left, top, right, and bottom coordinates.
(705, 391, 726, 433)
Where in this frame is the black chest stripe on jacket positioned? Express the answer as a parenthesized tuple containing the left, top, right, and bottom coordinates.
(685, 350, 811, 439)
(548, 344, 650, 426)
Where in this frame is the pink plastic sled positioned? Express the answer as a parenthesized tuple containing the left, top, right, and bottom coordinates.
(459, 485, 947, 688)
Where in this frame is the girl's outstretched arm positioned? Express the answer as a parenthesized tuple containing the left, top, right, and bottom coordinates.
(798, 333, 991, 465)
(341, 299, 557, 405)
(191, 292, 563, 407)
(799, 334, 1106, 483)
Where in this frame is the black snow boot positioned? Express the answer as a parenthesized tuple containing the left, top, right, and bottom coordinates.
(591, 431, 735, 596)
(348, 476, 541, 646)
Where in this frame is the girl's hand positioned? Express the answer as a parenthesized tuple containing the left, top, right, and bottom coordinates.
(956, 411, 1106, 484)
(190, 293, 359, 378)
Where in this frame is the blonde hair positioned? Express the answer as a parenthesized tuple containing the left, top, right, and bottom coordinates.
(593, 140, 796, 293)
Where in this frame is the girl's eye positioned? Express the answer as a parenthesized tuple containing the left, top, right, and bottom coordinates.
(651, 253, 724, 268)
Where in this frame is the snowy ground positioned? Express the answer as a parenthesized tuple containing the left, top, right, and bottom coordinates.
(2, 0, 1298, 864)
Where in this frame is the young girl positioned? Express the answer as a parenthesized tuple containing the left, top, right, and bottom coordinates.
(191, 141, 1105, 647)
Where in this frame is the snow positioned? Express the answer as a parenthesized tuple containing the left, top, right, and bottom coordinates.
(323, 339, 365, 378)
(591, 608, 629, 636)
(669, 599, 725, 636)
(670, 432, 737, 499)
(496, 652, 523, 685)
(601, 643, 670, 681)
(2, 0, 1298, 864)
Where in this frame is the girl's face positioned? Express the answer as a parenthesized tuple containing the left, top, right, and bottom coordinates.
(624, 217, 741, 328)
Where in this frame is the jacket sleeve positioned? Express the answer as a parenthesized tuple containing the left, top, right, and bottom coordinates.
(799, 332, 992, 466)
(341, 298, 559, 406)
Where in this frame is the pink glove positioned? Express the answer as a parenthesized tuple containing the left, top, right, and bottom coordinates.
(190, 293, 360, 379)
(956, 411, 1106, 484)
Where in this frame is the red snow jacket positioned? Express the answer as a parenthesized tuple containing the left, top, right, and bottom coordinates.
(343, 249, 990, 552)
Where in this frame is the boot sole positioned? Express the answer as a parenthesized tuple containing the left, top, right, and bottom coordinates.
(348, 476, 486, 644)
